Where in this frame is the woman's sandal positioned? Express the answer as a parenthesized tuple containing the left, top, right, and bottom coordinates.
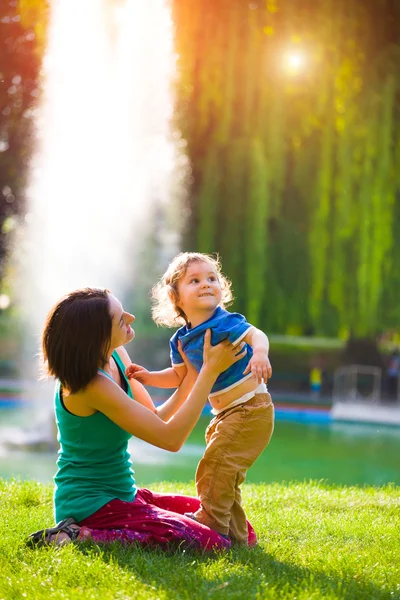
(26, 517, 80, 547)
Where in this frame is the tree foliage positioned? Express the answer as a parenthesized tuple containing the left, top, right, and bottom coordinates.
(1, 0, 399, 340)
(0, 0, 46, 279)
(172, 0, 400, 337)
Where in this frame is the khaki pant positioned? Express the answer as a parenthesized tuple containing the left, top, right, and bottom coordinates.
(193, 393, 274, 544)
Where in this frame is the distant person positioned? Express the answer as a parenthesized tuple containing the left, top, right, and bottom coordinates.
(27, 287, 250, 550)
(309, 366, 322, 397)
(126, 252, 274, 545)
(386, 349, 399, 400)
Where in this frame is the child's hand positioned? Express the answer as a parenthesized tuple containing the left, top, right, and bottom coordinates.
(125, 364, 152, 385)
(243, 350, 272, 384)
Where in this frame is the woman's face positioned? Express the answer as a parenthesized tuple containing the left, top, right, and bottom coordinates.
(108, 294, 135, 349)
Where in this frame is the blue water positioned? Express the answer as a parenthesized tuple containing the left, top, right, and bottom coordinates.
(0, 408, 399, 487)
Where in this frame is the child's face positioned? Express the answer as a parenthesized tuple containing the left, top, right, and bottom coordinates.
(176, 261, 222, 320)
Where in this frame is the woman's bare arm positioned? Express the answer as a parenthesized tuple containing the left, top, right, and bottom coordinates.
(117, 345, 194, 421)
(85, 332, 245, 451)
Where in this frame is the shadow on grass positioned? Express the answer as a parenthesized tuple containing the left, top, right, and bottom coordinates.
(75, 540, 391, 600)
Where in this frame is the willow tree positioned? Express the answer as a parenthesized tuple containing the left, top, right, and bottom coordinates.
(172, 0, 400, 338)
(303, 1, 400, 337)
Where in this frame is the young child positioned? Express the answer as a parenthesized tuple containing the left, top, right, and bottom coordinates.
(126, 252, 274, 545)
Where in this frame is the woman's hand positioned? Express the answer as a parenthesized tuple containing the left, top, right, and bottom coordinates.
(201, 329, 246, 375)
(177, 340, 197, 380)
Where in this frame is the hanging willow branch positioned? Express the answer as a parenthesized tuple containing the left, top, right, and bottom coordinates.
(172, 0, 400, 336)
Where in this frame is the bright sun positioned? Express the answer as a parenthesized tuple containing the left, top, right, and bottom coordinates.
(285, 52, 305, 74)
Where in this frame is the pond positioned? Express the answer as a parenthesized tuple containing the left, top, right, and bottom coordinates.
(0, 407, 399, 487)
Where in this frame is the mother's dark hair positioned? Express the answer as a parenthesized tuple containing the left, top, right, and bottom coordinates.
(42, 287, 112, 393)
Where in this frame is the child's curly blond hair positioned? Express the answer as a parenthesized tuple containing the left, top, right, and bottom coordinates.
(151, 252, 234, 327)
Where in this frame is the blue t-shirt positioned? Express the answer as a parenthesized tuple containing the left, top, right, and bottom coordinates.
(170, 306, 253, 396)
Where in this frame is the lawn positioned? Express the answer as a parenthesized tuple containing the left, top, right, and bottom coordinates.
(0, 479, 398, 600)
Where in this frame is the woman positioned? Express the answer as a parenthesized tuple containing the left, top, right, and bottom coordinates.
(28, 288, 255, 550)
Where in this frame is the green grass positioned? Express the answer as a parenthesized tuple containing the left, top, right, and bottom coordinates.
(0, 479, 399, 600)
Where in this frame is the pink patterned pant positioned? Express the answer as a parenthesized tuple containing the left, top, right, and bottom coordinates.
(78, 488, 257, 551)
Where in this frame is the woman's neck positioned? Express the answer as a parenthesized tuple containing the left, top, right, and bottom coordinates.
(102, 349, 117, 373)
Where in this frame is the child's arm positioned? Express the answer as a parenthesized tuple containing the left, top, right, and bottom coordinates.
(242, 327, 272, 384)
(155, 340, 199, 420)
(126, 363, 187, 388)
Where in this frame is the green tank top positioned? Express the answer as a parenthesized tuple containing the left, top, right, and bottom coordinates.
(54, 351, 137, 523)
